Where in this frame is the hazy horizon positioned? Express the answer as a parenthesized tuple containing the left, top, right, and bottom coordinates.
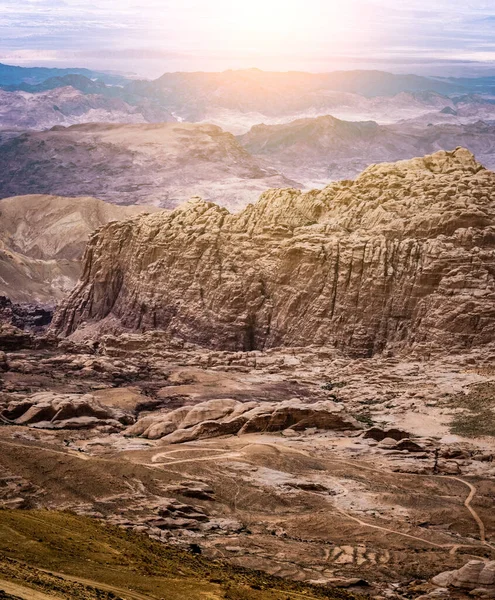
(2, 0, 495, 78)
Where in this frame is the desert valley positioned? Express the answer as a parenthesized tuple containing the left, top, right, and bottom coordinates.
(0, 58, 494, 600)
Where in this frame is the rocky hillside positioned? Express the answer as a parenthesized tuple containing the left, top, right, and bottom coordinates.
(126, 70, 464, 129)
(0, 123, 295, 209)
(0, 87, 174, 131)
(238, 115, 495, 185)
(0, 195, 157, 302)
(53, 147, 495, 357)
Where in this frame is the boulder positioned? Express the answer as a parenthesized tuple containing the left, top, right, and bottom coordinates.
(364, 426, 411, 442)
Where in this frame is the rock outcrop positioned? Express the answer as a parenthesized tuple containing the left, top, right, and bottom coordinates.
(126, 398, 361, 442)
(53, 148, 495, 357)
(1, 392, 134, 430)
(432, 560, 495, 595)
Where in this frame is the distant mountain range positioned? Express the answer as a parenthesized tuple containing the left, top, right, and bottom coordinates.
(0, 122, 295, 209)
(0, 62, 130, 87)
(238, 115, 495, 185)
(0, 65, 493, 134)
(3, 64, 495, 209)
(0, 87, 174, 130)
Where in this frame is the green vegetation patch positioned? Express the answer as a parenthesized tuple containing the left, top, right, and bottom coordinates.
(0, 510, 358, 600)
(443, 382, 495, 438)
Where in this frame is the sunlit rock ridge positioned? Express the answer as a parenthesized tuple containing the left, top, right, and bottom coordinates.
(53, 147, 495, 357)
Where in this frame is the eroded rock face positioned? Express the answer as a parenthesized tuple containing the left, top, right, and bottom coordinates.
(53, 148, 495, 357)
(1, 392, 134, 430)
(432, 560, 495, 593)
(126, 397, 361, 442)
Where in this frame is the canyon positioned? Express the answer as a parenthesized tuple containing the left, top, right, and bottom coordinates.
(0, 194, 157, 302)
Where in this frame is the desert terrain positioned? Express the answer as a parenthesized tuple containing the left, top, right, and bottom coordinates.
(0, 148, 493, 600)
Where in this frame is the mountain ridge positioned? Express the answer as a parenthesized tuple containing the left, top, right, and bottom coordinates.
(52, 147, 495, 358)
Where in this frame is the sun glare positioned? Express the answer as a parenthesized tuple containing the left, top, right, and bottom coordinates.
(209, 0, 359, 45)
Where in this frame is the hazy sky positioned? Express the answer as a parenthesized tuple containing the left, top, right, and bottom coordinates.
(1, 0, 495, 77)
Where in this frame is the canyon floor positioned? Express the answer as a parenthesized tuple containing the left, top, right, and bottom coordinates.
(1, 332, 493, 599)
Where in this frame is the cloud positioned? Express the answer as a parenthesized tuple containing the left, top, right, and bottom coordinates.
(1, 0, 495, 76)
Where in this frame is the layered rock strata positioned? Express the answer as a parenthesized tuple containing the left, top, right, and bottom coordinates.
(127, 398, 361, 442)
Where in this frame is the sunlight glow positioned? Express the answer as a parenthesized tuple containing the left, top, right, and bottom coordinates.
(176, 0, 363, 53)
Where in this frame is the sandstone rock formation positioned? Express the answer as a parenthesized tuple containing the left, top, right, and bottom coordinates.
(0, 194, 157, 302)
(0, 392, 134, 430)
(127, 398, 361, 442)
(53, 148, 495, 358)
(432, 560, 495, 595)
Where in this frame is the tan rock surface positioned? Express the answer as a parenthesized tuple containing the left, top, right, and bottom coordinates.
(1, 391, 134, 429)
(53, 148, 495, 357)
(432, 560, 495, 592)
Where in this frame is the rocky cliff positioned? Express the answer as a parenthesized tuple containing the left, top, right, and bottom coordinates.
(53, 148, 495, 357)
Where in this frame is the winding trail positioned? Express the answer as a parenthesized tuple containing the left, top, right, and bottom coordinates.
(320, 456, 493, 549)
(448, 477, 485, 543)
(147, 441, 493, 552)
(444, 476, 494, 550)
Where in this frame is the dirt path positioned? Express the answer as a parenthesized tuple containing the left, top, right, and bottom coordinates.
(150, 440, 311, 465)
(149, 451, 243, 466)
(148, 441, 493, 552)
(445, 476, 494, 550)
(0, 579, 61, 600)
(320, 456, 492, 549)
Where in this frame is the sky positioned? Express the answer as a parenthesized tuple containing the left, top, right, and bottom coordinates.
(1, 0, 495, 78)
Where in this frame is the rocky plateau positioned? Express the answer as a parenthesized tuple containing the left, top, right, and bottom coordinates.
(0, 123, 295, 208)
